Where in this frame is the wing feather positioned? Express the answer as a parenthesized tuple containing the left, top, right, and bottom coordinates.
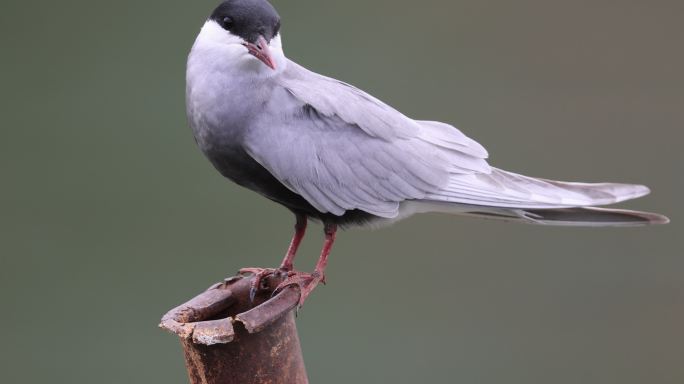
(243, 60, 648, 217)
(426, 169, 651, 208)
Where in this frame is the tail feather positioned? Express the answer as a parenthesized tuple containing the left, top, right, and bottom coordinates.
(518, 207, 670, 227)
(395, 165, 669, 227)
(427, 168, 652, 209)
(400, 201, 669, 228)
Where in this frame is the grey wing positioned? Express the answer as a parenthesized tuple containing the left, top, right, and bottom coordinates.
(278, 61, 489, 155)
(241, 63, 491, 217)
(245, 61, 648, 218)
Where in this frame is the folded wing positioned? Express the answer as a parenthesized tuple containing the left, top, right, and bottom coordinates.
(244, 60, 653, 219)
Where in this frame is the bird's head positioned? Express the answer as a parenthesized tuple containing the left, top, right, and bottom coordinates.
(195, 0, 284, 73)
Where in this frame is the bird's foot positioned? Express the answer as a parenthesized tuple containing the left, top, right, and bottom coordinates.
(273, 270, 325, 308)
(238, 267, 290, 302)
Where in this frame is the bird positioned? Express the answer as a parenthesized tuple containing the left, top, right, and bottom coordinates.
(186, 0, 669, 305)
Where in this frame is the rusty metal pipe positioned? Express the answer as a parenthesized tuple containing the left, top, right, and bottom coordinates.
(160, 274, 308, 384)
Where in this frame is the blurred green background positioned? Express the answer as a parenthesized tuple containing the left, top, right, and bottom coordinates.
(1, 0, 682, 383)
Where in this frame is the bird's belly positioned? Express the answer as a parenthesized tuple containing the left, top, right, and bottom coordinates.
(203, 144, 319, 214)
(205, 146, 264, 190)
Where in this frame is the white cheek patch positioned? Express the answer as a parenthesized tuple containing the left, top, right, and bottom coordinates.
(193, 20, 251, 69)
(269, 33, 282, 49)
(197, 20, 245, 46)
(192, 22, 288, 75)
(267, 33, 287, 71)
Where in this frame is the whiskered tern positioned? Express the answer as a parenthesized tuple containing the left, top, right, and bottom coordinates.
(186, 0, 668, 305)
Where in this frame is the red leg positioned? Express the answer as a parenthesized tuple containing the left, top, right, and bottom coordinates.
(276, 223, 337, 307)
(240, 214, 308, 301)
(279, 214, 307, 271)
(311, 222, 336, 285)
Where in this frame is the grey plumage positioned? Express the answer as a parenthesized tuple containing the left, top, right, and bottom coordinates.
(187, 11, 668, 228)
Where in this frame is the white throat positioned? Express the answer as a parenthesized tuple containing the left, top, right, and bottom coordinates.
(188, 20, 287, 78)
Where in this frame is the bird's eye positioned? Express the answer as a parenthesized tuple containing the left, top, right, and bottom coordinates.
(221, 17, 234, 30)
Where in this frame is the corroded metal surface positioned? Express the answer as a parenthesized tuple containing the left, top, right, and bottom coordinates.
(160, 274, 308, 384)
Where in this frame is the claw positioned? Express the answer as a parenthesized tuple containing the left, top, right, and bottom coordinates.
(272, 271, 324, 308)
(235, 269, 325, 307)
(239, 267, 278, 302)
(249, 281, 258, 302)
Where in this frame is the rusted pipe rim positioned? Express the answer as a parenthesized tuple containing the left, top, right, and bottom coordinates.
(159, 275, 300, 345)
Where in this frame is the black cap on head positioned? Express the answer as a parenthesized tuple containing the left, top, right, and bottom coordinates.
(210, 0, 281, 44)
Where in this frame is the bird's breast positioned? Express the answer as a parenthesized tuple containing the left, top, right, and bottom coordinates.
(185, 64, 276, 185)
(186, 73, 259, 151)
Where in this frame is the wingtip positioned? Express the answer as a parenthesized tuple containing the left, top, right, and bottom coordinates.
(587, 207, 670, 226)
(650, 212, 670, 225)
(520, 206, 671, 227)
(634, 184, 651, 198)
(612, 183, 651, 202)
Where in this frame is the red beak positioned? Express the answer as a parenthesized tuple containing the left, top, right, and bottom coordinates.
(243, 35, 276, 70)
